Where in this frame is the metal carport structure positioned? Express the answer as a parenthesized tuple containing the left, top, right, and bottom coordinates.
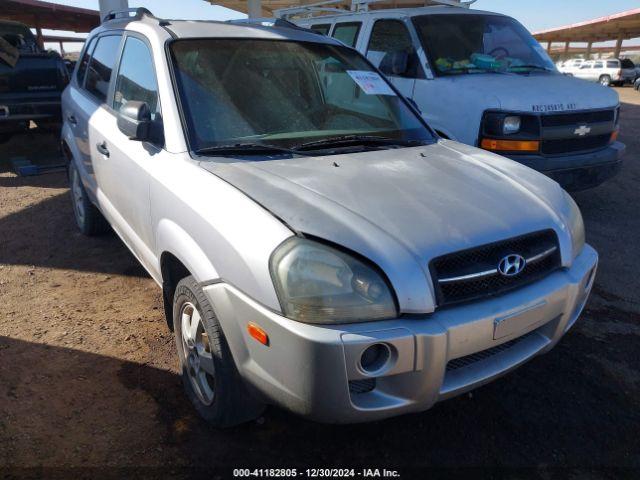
(204, 0, 473, 18)
(533, 8, 640, 60)
(0, 0, 100, 51)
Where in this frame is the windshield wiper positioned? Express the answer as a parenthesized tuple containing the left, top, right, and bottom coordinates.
(195, 142, 306, 157)
(293, 135, 424, 151)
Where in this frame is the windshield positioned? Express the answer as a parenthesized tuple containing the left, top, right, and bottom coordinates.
(169, 39, 434, 153)
(412, 14, 556, 75)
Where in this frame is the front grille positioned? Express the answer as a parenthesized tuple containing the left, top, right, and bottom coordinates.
(540, 109, 614, 127)
(349, 378, 376, 394)
(541, 134, 611, 155)
(446, 331, 537, 372)
(431, 230, 561, 307)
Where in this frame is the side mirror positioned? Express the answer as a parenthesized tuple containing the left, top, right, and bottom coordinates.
(380, 50, 409, 76)
(117, 101, 151, 141)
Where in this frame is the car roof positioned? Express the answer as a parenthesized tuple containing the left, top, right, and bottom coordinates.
(164, 20, 339, 44)
(93, 11, 341, 46)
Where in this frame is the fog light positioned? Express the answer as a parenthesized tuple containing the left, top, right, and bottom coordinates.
(359, 343, 390, 374)
(503, 116, 521, 134)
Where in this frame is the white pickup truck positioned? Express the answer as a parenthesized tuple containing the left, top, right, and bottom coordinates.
(295, 5, 625, 190)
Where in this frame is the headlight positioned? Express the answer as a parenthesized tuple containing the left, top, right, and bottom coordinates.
(564, 190, 585, 259)
(503, 116, 521, 135)
(270, 237, 397, 324)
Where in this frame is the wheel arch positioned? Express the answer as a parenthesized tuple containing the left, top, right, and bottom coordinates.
(156, 218, 220, 330)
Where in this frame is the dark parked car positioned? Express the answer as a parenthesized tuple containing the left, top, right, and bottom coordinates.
(0, 20, 69, 143)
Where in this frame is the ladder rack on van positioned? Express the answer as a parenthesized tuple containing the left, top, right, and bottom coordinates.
(274, 0, 476, 19)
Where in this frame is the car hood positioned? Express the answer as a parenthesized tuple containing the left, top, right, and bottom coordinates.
(199, 140, 574, 313)
(445, 72, 619, 112)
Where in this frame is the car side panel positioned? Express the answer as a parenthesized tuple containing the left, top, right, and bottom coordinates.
(149, 153, 294, 311)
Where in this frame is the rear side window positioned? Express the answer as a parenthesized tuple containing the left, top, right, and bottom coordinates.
(76, 37, 96, 86)
(113, 36, 160, 119)
(607, 60, 620, 68)
(309, 24, 331, 35)
(621, 59, 635, 68)
(594, 61, 603, 69)
(332, 22, 361, 48)
(85, 35, 122, 103)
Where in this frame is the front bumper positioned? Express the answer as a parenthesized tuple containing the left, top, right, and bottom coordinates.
(205, 245, 598, 423)
(506, 142, 625, 191)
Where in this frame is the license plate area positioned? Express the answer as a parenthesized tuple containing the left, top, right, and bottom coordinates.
(494, 301, 549, 340)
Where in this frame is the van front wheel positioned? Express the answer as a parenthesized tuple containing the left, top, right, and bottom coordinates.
(599, 75, 612, 87)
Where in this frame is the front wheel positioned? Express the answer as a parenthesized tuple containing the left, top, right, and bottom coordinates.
(68, 161, 110, 236)
(599, 75, 612, 87)
(173, 276, 265, 427)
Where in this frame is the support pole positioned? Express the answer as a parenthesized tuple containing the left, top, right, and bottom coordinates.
(547, 41, 552, 53)
(614, 35, 623, 58)
(35, 25, 44, 50)
(99, 0, 129, 22)
(585, 41, 592, 59)
(563, 41, 570, 60)
(59, 41, 64, 56)
(247, 0, 262, 18)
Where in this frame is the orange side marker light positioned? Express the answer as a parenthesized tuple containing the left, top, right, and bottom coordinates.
(248, 322, 269, 346)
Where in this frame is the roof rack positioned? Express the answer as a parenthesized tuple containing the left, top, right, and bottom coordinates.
(102, 7, 156, 24)
(275, 0, 476, 19)
(227, 17, 304, 29)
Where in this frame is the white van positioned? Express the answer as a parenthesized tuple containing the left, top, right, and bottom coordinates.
(294, 6, 624, 190)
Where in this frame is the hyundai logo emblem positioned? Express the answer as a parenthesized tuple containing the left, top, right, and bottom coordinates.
(498, 254, 526, 277)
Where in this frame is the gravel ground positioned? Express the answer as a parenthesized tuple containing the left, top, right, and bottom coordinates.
(0, 88, 639, 478)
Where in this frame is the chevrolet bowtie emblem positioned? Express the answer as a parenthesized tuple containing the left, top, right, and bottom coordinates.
(574, 125, 591, 136)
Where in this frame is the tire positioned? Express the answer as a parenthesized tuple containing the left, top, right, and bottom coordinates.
(68, 161, 110, 236)
(173, 276, 265, 427)
(599, 75, 612, 87)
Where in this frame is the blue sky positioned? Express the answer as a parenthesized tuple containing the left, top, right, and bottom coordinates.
(42, 0, 640, 51)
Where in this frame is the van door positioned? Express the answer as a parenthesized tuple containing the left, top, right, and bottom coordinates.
(365, 19, 421, 99)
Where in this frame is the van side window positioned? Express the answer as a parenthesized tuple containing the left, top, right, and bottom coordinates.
(621, 59, 635, 69)
(332, 22, 361, 48)
(113, 36, 160, 119)
(85, 35, 122, 103)
(594, 61, 603, 69)
(367, 20, 419, 78)
(76, 37, 96, 87)
(309, 24, 331, 35)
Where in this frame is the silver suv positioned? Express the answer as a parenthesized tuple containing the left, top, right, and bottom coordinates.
(61, 9, 597, 426)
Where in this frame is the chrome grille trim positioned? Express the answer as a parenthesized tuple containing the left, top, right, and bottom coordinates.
(438, 245, 558, 285)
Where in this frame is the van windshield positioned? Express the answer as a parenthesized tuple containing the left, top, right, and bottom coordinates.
(169, 39, 434, 154)
(413, 14, 556, 76)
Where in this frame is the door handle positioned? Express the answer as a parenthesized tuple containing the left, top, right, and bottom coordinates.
(67, 114, 77, 125)
(96, 141, 110, 158)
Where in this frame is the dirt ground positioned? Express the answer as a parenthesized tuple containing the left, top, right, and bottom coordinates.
(1, 88, 639, 478)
